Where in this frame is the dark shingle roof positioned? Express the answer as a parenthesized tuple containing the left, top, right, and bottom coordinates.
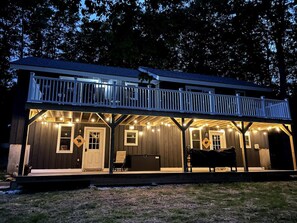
(139, 66, 269, 90)
(11, 57, 140, 78)
(11, 57, 270, 91)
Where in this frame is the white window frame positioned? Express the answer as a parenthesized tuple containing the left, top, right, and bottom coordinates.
(125, 82, 138, 100)
(209, 130, 226, 150)
(189, 128, 202, 149)
(56, 124, 74, 153)
(124, 130, 138, 146)
(239, 131, 252, 149)
(185, 85, 215, 93)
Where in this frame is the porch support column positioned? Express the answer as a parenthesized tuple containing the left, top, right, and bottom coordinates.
(18, 110, 47, 175)
(279, 124, 297, 170)
(171, 117, 194, 172)
(97, 113, 128, 174)
(18, 109, 30, 175)
(231, 121, 253, 172)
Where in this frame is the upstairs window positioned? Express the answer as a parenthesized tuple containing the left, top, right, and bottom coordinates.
(56, 124, 74, 153)
(185, 86, 215, 94)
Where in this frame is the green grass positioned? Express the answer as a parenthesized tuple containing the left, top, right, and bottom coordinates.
(0, 181, 297, 223)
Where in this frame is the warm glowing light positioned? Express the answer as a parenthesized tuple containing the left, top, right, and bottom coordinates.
(161, 122, 164, 125)
(38, 116, 43, 121)
(129, 125, 135, 130)
(228, 128, 233, 132)
(205, 123, 209, 126)
(216, 125, 220, 129)
(276, 127, 280, 132)
(139, 131, 143, 136)
(183, 123, 186, 127)
(91, 118, 95, 122)
(267, 126, 272, 131)
(263, 132, 267, 135)
(253, 130, 258, 134)
(60, 117, 64, 121)
(106, 117, 110, 122)
(168, 124, 171, 127)
(134, 120, 137, 124)
(55, 124, 59, 128)
(147, 125, 151, 129)
(152, 129, 155, 132)
(157, 128, 160, 132)
(75, 118, 79, 122)
(227, 124, 230, 128)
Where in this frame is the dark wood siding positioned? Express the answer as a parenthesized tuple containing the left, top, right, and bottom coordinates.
(27, 120, 269, 169)
(186, 127, 269, 168)
(114, 125, 182, 168)
(28, 122, 109, 169)
(9, 71, 30, 144)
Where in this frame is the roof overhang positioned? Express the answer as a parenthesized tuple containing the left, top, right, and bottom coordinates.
(138, 67, 272, 92)
(10, 64, 139, 83)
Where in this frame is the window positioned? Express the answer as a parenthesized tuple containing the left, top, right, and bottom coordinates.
(125, 82, 138, 100)
(190, 128, 202, 149)
(240, 132, 251, 148)
(124, 130, 138, 146)
(209, 130, 226, 150)
(185, 85, 215, 93)
(56, 124, 74, 153)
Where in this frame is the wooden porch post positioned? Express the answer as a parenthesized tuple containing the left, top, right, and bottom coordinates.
(279, 124, 297, 170)
(232, 121, 253, 172)
(109, 115, 116, 174)
(97, 113, 128, 174)
(171, 117, 194, 172)
(18, 109, 30, 175)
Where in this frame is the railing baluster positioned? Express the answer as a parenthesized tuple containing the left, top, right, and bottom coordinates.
(28, 76, 291, 120)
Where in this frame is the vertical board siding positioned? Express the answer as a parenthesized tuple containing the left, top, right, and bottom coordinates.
(28, 122, 109, 169)
(27, 120, 269, 170)
(114, 125, 182, 168)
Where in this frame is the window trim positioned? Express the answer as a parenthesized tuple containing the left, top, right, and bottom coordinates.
(124, 130, 138, 146)
(185, 85, 215, 93)
(209, 130, 226, 150)
(189, 128, 202, 149)
(56, 124, 74, 153)
(125, 82, 138, 100)
(239, 131, 252, 149)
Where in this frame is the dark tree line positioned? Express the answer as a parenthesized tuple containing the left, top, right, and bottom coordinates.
(0, 0, 297, 142)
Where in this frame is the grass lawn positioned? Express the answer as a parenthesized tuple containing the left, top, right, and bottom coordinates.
(0, 181, 297, 223)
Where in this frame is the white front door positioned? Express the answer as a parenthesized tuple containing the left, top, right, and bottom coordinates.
(83, 127, 105, 171)
(209, 130, 226, 150)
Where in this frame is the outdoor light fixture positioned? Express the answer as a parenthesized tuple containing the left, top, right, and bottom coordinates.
(129, 125, 135, 130)
(91, 118, 95, 122)
(75, 118, 79, 122)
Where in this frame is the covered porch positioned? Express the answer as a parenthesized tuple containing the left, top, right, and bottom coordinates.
(12, 108, 296, 177)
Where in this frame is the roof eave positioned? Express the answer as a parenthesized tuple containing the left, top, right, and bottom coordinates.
(10, 64, 140, 82)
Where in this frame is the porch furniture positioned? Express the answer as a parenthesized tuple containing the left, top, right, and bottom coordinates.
(126, 155, 161, 171)
(113, 151, 127, 171)
(189, 147, 237, 172)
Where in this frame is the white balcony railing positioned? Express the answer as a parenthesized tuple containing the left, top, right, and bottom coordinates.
(27, 75, 291, 120)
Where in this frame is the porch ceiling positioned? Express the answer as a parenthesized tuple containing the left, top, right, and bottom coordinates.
(30, 109, 287, 133)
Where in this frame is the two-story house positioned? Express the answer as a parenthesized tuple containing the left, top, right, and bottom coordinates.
(7, 57, 296, 178)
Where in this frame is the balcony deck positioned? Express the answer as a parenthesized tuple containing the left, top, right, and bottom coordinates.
(28, 75, 291, 121)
